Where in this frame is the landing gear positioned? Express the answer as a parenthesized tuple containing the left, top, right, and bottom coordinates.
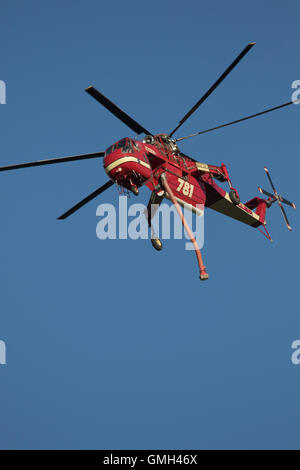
(265, 199, 273, 209)
(145, 190, 165, 252)
(151, 238, 163, 251)
(219, 164, 240, 206)
(229, 189, 240, 205)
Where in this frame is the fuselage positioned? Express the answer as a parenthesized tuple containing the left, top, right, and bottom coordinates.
(103, 134, 267, 228)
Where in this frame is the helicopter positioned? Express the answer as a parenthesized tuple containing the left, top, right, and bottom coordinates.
(0, 42, 297, 280)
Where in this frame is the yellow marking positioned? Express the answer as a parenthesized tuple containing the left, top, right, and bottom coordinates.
(105, 156, 150, 174)
(196, 162, 210, 172)
(145, 146, 157, 155)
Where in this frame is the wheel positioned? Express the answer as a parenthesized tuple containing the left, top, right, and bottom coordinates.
(151, 238, 163, 251)
(229, 190, 240, 205)
(265, 199, 272, 208)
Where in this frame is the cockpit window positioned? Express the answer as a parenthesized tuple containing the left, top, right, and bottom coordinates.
(104, 145, 113, 157)
(116, 138, 127, 149)
(105, 138, 136, 157)
(121, 139, 134, 154)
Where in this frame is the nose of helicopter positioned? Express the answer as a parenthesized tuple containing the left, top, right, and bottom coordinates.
(103, 138, 151, 189)
(103, 147, 127, 180)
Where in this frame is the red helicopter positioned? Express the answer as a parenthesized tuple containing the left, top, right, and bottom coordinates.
(0, 43, 297, 280)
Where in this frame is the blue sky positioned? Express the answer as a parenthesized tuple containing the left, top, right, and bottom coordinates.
(0, 0, 299, 449)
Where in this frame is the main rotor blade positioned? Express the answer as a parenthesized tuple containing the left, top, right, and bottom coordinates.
(58, 180, 114, 220)
(0, 152, 104, 172)
(169, 42, 255, 137)
(175, 99, 300, 141)
(86, 86, 151, 136)
(278, 201, 292, 231)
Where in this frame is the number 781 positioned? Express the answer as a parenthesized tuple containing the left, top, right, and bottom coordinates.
(176, 178, 194, 198)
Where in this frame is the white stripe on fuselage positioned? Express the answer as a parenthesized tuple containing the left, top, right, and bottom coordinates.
(105, 156, 151, 174)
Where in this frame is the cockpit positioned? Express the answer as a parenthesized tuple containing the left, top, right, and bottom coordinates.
(104, 138, 139, 157)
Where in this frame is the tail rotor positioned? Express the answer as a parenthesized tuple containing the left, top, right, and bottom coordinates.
(258, 167, 296, 231)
